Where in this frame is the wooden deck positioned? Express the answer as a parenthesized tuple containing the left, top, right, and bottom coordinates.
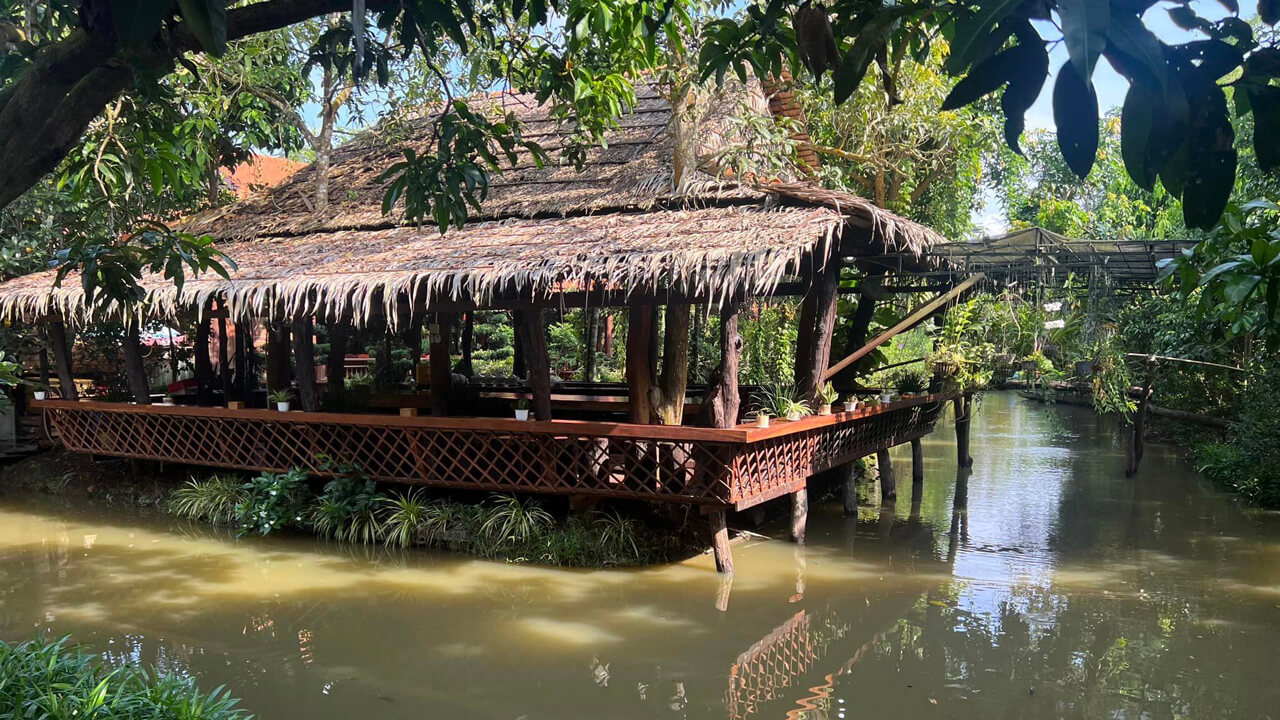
(32, 395, 946, 509)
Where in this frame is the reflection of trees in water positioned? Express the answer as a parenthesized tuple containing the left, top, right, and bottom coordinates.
(842, 584, 1264, 719)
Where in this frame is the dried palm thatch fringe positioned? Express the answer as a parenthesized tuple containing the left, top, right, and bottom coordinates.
(0, 80, 947, 329)
(0, 206, 860, 329)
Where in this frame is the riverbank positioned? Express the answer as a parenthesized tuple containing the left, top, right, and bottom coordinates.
(0, 449, 706, 567)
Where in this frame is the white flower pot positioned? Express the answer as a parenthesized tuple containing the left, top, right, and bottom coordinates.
(33, 391, 46, 400)
(786, 411, 802, 421)
(514, 409, 530, 421)
(276, 402, 291, 412)
(818, 404, 832, 416)
(756, 415, 770, 428)
(880, 393, 892, 404)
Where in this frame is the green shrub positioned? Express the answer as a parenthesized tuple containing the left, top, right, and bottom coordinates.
(308, 462, 384, 543)
(0, 636, 251, 719)
(235, 468, 312, 536)
(379, 488, 432, 548)
(170, 475, 248, 524)
(480, 494, 554, 545)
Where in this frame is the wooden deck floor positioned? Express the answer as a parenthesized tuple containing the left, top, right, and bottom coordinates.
(33, 395, 947, 509)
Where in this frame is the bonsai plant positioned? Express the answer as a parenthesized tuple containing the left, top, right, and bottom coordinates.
(268, 388, 293, 412)
(817, 382, 839, 415)
(513, 397, 531, 421)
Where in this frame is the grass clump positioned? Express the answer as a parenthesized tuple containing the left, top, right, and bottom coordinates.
(0, 636, 252, 719)
(169, 475, 247, 524)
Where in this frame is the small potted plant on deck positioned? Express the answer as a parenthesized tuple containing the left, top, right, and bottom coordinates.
(268, 388, 293, 412)
(31, 386, 47, 401)
(843, 395, 861, 413)
(513, 397, 531, 421)
(897, 372, 926, 399)
(781, 397, 811, 422)
(755, 410, 771, 428)
(817, 382, 839, 415)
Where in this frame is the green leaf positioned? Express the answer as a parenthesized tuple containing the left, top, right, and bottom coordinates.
(941, 46, 1020, 110)
(1053, 60, 1099, 177)
(110, 0, 173, 51)
(1059, 0, 1109, 79)
(1103, 12, 1167, 90)
(1121, 82, 1158, 190)
(999, 23, 1049, 154)
(833, 35, 878, 104)
(1182, 77, 1237, 230)
(1248, 85, 1280, 171)
(947, 0, 1025, 75)
(175, 0, 227, 56)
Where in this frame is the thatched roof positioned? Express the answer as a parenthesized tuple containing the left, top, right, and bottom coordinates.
(0, 81, 947, 327)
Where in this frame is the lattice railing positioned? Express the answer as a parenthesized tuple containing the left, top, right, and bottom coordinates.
(36, 395, 946, 507)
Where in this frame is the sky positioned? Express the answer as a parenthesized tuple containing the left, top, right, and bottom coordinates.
(972, 0, 1260, 235)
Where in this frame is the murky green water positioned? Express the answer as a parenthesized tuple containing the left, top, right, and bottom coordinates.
(0, 392, 1277, 719)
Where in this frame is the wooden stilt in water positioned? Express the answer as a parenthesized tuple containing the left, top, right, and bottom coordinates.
(911, 437, 924, 485)
(49, 320, 77, 400)
(790, 487, 808, 543)
(840, 461, 858, 516)
(954, 392, 974, 469)
(709, 509, 733, 574)
(877, 448, 896, 502)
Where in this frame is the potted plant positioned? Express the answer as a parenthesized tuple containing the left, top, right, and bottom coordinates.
(268, 388, 293, 412)
(780, 397, 811, 422)
(32, 388, 47, 401)
(513, 397, 531, 421)
(897, 372, 926, 399)
(755, 410, 771, 428)
(817, 382, 839, 415)
(843, 396, 861, 413)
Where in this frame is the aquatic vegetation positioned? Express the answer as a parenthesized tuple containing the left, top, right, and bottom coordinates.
(592, 509, 641, 559)
(169, 475, 248, 524)
(379, 488, 432, 548)
(309, 467, 384, 544)
(0, 636, 251, 719)
(235, 468, 312, 536)
(481, 494, 554, 545)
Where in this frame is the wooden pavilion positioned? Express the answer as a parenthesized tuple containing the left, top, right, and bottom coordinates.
(0, 81, 964, 572)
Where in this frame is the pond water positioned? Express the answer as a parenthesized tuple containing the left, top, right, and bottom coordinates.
(0, 392, 1277, 719)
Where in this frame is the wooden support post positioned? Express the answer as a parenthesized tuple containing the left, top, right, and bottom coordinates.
(233, 321, 250, 400)
(404, 318, 423, 389)
(293, 316, 318, 412)
(217, 312, 232, 403)
(954, 393, 974, 469)
(266, 322, 292, 393)
(840, 461, 858, 516)
(701, 302, 743, 429)
(511, 311, 526, 378)
(795, 257, 841, 404)
(654, 303, 691, 425)
(625, 304, 656, 424)
(38, 346, 50, 388)
(877, 447, 896, 502)
(825, 274, 984, 383)
(429, 312, 454, 416)
(325, 318, 349, 410)
(458, 312, 474, 378)
(911, 437, 924, 485)
(583, 308, 599, 382)
(1128, 360, 1155, 477)
(790, 487, 808, 543)
(709, 509, 733, 574)
(515, 309, 552, 420)
(122, 322, 151, 404)
(194, 315, 213, 405)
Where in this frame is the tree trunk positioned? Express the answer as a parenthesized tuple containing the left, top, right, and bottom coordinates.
(515, 310, 552, 420)
(430, 312, 455, 416)
(292, 316, 318, 412)
(709, 509, 733, 574)
(49, 320, 77, 399)
(834, 271, 885, 388)
(325, 319, 349, 410)
(511, 311, 526, 378)
(702, 303, 743, 428)
(313, 62, 337, 212)
(877, 448, 896, 502)
(790, 487, 808, 543)
(953, 393, 974, 469)
(654, 304, 691, 425)
(795, 258, 841, 404)
(583, 308, 599, 382)
(122, 322, 151, 404)
(626, 305, 656, 424)
(194, 317, 213, 405)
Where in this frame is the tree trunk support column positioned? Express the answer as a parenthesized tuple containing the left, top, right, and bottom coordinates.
(266, 323, 292, 393)
(911, 437, 924, 486)
(790, 487, 808, 544)
(48, 320, 77, 400)
(954, 392, 974, 469)
(625, 305, 656, 424)
(429, 313, 454, 416)
(121, 321, 151, 404)
(515, 309, 552, 420)
(194, 315, 213, 406)
(292, 316, 318, 412)
(795, 257, 842, 404)
(325, 318, 350, 410)
(710, 509, 734, 575)
(840, 461, 858, 516)
(655, 303, 691, 425)
(877, 448, 896, 503)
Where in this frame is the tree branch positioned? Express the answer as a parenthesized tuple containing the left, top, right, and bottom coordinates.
(193, 56, 318, 146)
